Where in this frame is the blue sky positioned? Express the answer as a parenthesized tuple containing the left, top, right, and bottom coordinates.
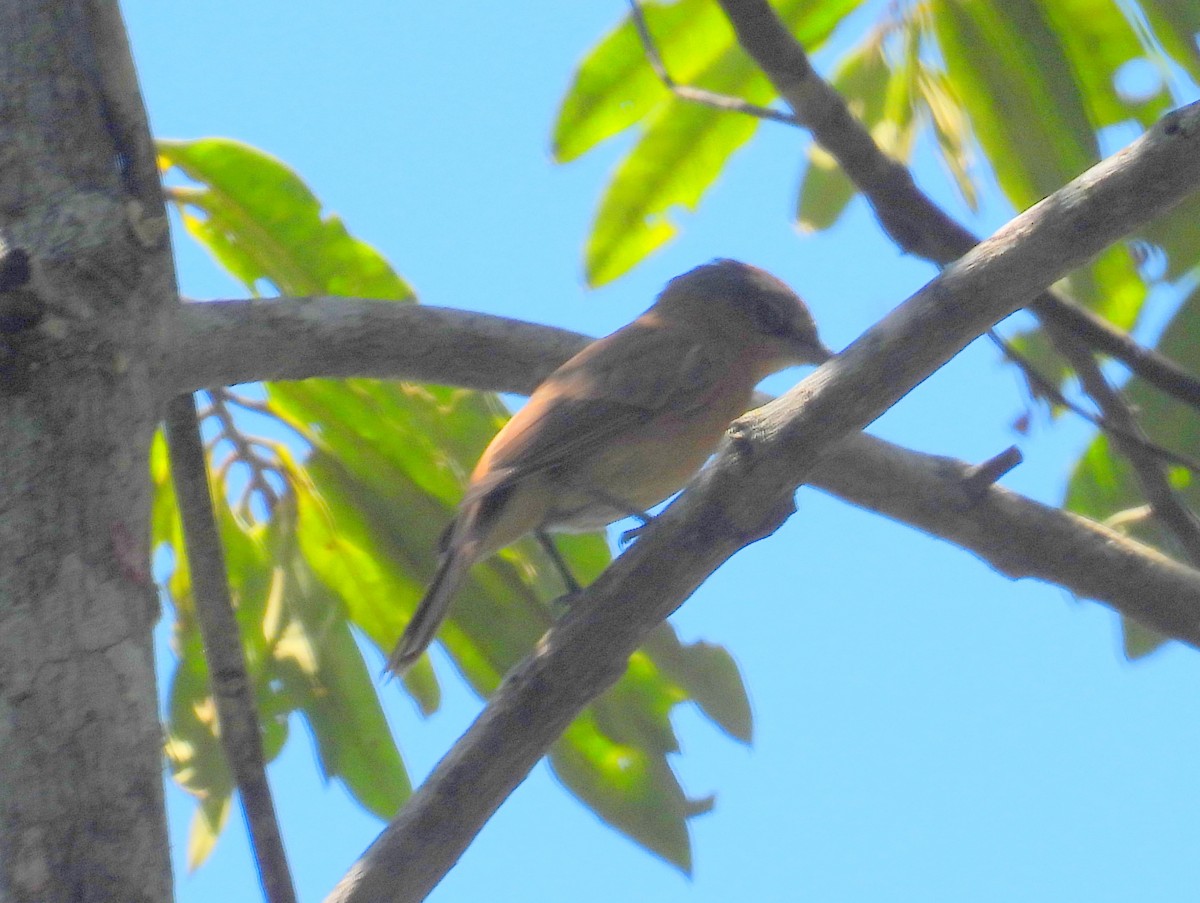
(124, 2, 1200, 900)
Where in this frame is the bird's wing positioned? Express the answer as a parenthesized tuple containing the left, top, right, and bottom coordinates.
(464, 323, 725, 503)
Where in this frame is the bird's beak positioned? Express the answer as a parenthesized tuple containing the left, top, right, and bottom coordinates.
(790, 335, 833, 366)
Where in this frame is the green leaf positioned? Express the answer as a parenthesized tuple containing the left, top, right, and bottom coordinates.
(1067, 286, 1200, 519)
(933, 0, 1154, 362)
(556, 0, 865, 284)
(266, 498, 411, 817)
(586, 82, 768, 286)
(162, 469, 411, 856)
(797, 33, 905, 232)
(1063, 244, 1147, 330)
(1030, 0, 1170, 128)
(550, 714, 696, 873)
(299, 446, 723, 861)
(295, 444, 458, 649)
(292, 449, 445, 717)
(553, 0, 719, 162)
(643, 625, 753, 744)
(269, 378, 507, 511)
(797, 146, 858, 234)
(591, 650, 687, 757)
(918, 66, 979, 212)
(932, 0, 1097, 209)
(268, 379, 609, 692)
(158, 138, 412, 300)
(271, 378, 550, 691)
(1122, 618, 1168, 660)
(295, 446, 524, 691)
(186, 792, 231, 872)
(1140, 0, 1200, 83)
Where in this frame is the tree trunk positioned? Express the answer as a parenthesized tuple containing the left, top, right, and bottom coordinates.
(0, 2, 175, 900)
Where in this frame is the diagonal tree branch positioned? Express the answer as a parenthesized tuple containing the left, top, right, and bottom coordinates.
(325, 101, 1200, 903)
(624, 0, 1200, 413)
(712, 0, 1200, 571)
(164, 395, 297, 903)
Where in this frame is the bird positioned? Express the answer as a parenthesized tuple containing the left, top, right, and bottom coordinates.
(387, 258, 831, 676)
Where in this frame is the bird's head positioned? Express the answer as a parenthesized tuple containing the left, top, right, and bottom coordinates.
(653, 259, 831, 373)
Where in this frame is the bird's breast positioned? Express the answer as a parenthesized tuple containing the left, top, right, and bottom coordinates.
(544, 376, 757, 531)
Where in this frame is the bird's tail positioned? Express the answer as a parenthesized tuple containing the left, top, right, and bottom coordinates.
(386, 544, 474, 677)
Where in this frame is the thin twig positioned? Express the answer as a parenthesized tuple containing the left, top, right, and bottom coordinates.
(996, 315, 1200, 563)
(222, 390, 275, 415)
(1044, 322, 1200, 564)
(205, 388, 283, 520)
(1034, 297, 1200, 411)
(961, 445, 1023, 498)
(164, 394, 297, 903)
(627, 0, 799, 126)
(989, 331, 1200, 476)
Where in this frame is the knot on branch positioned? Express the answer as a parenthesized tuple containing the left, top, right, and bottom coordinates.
(720, 415, 798, 541)
(961, 446, 1023, 502)
(727, 413, 767, 468)
(0, 247, 43, 334)
(1160, 106, 1198, 138)
(0, 246, 30, 291)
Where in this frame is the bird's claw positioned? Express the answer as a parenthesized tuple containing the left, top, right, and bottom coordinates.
(549, 588, 584, 616)
(619, 522, 648, 547)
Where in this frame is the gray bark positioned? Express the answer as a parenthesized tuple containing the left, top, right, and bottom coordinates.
(0, 2, 175, 900)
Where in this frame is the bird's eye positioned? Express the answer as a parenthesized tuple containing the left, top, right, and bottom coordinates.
(752, 298, 796, 339)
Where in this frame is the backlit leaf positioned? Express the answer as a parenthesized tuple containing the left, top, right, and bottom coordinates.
(555, 0, 866, 284)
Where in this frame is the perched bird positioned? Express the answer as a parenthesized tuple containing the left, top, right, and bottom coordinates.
(387, 259, 830, 675)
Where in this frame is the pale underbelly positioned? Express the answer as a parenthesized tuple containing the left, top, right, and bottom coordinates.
(541, 417, 735, 532)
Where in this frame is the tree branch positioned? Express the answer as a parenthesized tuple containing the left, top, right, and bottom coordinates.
(987, 330, 1200, 476)
(621, 0, 1200, 411)
(820, 432, 1200, 624)
(1043, 322, 1200, 564)
(626, 0, 799, 125)
(712, 0, 1200, 580)
(325, 101, 1200, 903)
(164, 395, 297, 903)
(169, 299, 586, 393)
(649, 0, 1200, 417)
(171, 291, 1200, 637)
(1034, 298, 1200, 411)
